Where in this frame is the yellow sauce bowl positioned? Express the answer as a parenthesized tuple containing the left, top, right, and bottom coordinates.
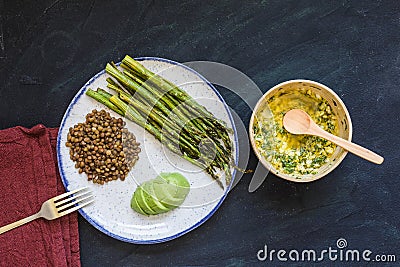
(249, 79, 353, 182)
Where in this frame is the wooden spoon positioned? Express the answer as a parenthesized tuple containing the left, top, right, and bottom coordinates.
(283, 109, 384, 164)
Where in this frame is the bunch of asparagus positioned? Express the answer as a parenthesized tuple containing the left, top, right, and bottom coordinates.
(86, 55, 233, 188)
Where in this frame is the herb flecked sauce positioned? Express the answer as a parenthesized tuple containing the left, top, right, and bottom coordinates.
(253, 89, 338, 177)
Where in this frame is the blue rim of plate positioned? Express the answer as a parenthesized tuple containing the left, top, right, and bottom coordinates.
(56, 57, 239, 244)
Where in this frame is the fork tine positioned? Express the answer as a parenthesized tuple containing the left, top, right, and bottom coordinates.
(53, 187, 88, 201)
(57, 193, 94, 212)
(55, 190, 92, 207)
(58, 199, 94, 217)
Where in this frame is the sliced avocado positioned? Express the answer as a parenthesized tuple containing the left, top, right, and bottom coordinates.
(136, 186, 157, 215)
(130, 193, 147, 215)
(174, 184, 190, 199)
(142, 181, 170, 213)
(155, 172, 190, 199)
(153, 182, 185, 209)
(153, 174, 178, 197)
(130, 172, 190, 215)
(160, 172, 190, 189)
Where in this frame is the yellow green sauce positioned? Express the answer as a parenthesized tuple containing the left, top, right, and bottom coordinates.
(253, 89, 338, 177)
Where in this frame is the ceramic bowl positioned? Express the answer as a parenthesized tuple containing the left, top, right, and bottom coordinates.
(249, 79, 352, 182)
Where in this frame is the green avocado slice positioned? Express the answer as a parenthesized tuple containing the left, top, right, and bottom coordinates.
(158, 172, 190, 188)
(142, 181, 170, 213)
(153, 182, 185, 209)
(130, 173, 190, 215)
(152, 177, 177, 199)
(130, 193, 147, 215)
(153, 174, 178, 197)
(155, 172, 190, 199)
(136, 186, 157, 215)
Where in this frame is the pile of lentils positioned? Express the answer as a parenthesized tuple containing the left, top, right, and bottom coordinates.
(65, 109, 141, 184)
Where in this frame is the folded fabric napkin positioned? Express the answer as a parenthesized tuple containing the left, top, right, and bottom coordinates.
(0, 125, 80, 267)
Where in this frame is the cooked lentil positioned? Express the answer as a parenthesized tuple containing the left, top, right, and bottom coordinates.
(66, 109, 140, 184)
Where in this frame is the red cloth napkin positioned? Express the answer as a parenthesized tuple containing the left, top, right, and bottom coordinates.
(0, 125, 80, 267)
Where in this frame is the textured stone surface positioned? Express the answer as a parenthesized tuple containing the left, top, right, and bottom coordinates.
(1, 1, 399, 266)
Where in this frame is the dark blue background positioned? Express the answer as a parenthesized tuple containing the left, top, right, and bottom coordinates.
(1, 1, 399, 266)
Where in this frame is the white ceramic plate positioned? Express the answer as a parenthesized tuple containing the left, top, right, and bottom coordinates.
(57, 57, 238, 244)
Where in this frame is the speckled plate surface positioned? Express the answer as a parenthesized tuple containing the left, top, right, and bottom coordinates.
(57, 57, 238, 244)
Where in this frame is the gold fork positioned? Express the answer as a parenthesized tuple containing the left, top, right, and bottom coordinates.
(0, 187, 93, 235)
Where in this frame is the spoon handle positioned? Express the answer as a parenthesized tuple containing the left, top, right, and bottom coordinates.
(313, 127, 384, 164)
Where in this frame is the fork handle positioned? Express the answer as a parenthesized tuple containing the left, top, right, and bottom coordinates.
(0, 213, 41, 235)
